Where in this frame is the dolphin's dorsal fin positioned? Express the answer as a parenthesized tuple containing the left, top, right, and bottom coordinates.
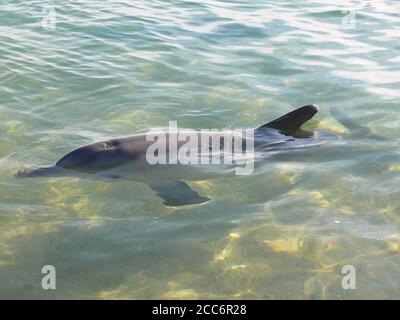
(258, 105, 319, 136)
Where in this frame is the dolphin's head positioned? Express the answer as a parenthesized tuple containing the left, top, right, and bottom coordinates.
(16, 139, 137, 179)
(55, 140, 136, 172)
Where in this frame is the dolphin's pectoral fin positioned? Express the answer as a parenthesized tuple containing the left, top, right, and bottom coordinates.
(258, 105, 319, 137)
(149, 181, 210, 207)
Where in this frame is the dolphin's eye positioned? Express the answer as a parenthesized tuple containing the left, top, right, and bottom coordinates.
(102, 143, 113, 149)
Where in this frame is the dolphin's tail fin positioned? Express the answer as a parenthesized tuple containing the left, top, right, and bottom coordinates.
(329, 106, 386, 141)
(15, 165, 62, 178)
(329, 106, 364, 132)
(257, 104, 319, 138)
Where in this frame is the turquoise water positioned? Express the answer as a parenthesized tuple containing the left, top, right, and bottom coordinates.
(1, 0, 399, 299)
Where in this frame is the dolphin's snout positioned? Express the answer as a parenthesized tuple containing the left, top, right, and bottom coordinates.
(15, 168, 35, 178)
(15, 166, 61, 178)
(15, 169, 32, 178)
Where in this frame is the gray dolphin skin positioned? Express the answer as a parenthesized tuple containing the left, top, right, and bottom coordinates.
(16, 105, 322, 206)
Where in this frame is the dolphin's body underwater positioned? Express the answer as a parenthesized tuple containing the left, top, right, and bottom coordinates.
(16, 105, 330, 206)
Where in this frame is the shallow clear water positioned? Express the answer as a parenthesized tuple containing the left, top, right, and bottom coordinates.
(1, 0, 399, 299)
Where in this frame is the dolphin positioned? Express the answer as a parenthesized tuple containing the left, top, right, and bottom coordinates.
(16, 104, 324, 206)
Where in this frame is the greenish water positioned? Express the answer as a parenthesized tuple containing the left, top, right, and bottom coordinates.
(1, 0, 399, 299)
